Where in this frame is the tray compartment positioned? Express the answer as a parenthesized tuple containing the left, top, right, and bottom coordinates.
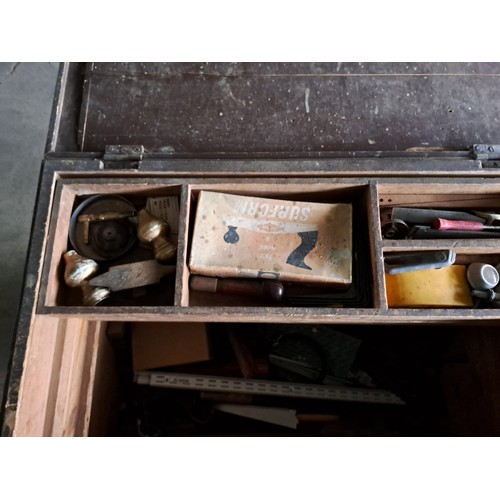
(378, 181, 500, 243)
(184, 181, 374, 309)
(32, 176, 500, 322)
(40, 180, 184, 308)
(383, 249, 500, 309)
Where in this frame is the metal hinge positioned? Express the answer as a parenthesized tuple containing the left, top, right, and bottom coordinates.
(103, 145, 144, 162)
(471, 144, 500, 161)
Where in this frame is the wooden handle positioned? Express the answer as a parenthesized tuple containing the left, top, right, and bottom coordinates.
(190, 276, 284, 302)
(432, 218, 484, 231)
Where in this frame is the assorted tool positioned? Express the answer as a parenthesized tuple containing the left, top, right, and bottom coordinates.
(65, 195, 179, 306)
(408, 225, 500, 239)
(392, 207, 485, 225)
(383, 207, 500, 240)
(190, 275, 285, 302)
(471, 289, 500, 302)
(69, 195, 138, 260)
(137, 208, 177, 263)
(78, 211, 136, 244)
(63, 250, 110, 306)
(433, 218, 500, 232)
(384, 255, 500, 309)
(381, 219, 410, 239)
(380, 208, 500, 309)
(384, 250, 456, 275)
(135, 371, 405, 405)
(466, 263, 499, 291)
(64, 195, 500, 311)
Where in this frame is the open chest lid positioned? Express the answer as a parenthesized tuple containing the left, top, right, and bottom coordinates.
(46, 62, 500, 169)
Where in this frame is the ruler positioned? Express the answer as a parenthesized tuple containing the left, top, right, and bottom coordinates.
(135, 372, 405, 405)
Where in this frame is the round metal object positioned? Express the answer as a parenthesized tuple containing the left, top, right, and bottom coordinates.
(69, 195, 137, 261)
(381, 218, 409, 239)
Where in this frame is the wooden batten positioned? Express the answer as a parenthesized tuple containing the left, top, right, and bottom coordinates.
(43, 184, 76, 306)
(14, 315, 105, 436)
(368, 182, 388, 310)
(175, 183, 192, 308)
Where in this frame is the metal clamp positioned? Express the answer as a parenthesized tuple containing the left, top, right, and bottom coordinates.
(103, 145, 144, 161)
(471, 144, 500, 161)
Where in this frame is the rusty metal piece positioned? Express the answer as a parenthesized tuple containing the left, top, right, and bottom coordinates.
(89, 259, 176, 291)
(137, 208, 177, 263)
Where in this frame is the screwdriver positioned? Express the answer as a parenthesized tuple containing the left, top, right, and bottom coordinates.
(432, 218, 500, 232)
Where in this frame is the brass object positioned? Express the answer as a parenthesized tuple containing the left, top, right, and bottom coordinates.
(80, 283, 111, 306)
(63, 250, 99, 287)
(137, 209, 177, 263)
(78, 211, 136, 244)
(63, 250, 110, 306)
(69, 195, 137, 261)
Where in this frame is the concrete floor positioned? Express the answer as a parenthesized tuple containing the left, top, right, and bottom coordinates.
(0, 62, 59, 403)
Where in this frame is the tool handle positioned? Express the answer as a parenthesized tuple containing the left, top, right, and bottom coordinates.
(190, 276, 284, 302)
(384, 250, 456, 275)
(432, 218, 485, 231)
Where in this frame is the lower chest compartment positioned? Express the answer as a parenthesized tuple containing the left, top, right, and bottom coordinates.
(12, 317, 500, 436)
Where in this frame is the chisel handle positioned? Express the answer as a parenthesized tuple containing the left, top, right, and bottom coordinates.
(190, 276, 284, 302)
(433, 218, 489, 231)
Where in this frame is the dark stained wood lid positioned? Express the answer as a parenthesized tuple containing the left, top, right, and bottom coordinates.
(74, 62, 500, 154)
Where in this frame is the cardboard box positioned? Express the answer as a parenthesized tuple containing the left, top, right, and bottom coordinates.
(131, 322, 211, 371)
(189, 191, 352, 285)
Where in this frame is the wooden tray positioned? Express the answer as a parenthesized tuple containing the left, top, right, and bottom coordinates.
(4, 63, 500, 436)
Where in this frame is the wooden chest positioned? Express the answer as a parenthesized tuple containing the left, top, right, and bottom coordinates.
(4, 62, 500, 436)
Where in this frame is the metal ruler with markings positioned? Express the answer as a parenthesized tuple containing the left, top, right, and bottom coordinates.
(134, 372, 405, 405)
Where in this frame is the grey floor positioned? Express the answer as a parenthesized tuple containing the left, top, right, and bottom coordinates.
(0, 62, 59, 403)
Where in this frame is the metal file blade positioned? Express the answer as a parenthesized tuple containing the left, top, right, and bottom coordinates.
(89, 259, 176, 291)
